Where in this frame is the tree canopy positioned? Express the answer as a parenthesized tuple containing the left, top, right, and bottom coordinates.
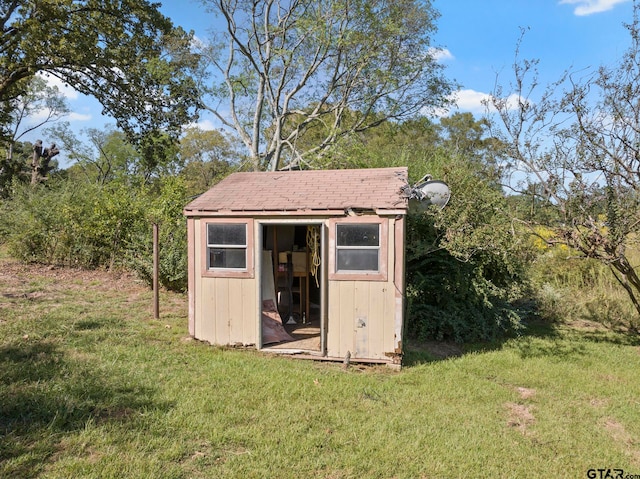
(489, 4, 640, 324)
(0, 0, 203, 144)
(199, 0, 455, 171)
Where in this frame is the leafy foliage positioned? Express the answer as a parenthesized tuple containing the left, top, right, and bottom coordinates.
(527, 242, 640, 332)
(0, 141, 33, 197)
(177, 127, 239, 196)
(201, 0, 454, 170)
(405, 154, 529, 343)
(489, 5, 640, 319)
(0, 0, 202, 144)
(0, 180, 145, 268)
(0, 176, 190, 292)
(123, 176, 190, 292)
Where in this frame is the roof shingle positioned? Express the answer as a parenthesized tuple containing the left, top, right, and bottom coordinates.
(184, 167, 408, 215)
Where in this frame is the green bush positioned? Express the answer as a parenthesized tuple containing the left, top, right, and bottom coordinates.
(0, 177, 189, 292)
(405, 234, 525, 343)
(122, 176, 189, 292)
(403, 154, 531, 343)
(528, 245, 640, 331)
(0, 181, 144, 268)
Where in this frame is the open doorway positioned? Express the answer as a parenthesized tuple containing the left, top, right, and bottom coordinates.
(260, 222, 324, 354)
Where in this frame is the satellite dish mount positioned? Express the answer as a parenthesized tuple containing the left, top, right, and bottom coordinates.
(406, 174, 451, 211)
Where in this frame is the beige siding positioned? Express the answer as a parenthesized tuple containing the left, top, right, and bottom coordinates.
(327, 281, 396, 360)
(326, 218, 398, 360)
(190, 214, 404, 360)
(193, 218, 257, 346)
(187, 218, 196, 336)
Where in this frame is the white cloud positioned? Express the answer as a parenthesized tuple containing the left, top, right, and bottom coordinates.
(190, 119, 217, 131)
(36, 72, 79, 100)
(438, 89, 526, 116)
(67, 112, 92, 122)
(26, 108, 91, 125)
(452, 89, 492, 113)
(429, 47, 454, 62)
(559, 0, 630, 16)
(191, 34, 206, 51)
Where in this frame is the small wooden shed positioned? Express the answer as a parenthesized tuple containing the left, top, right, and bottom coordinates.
(183, 167, 409, 366)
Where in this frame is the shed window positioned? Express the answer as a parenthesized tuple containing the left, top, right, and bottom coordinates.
(207, 223, 247, 269)
(336, 223, 380, 272)
(329, 217, 388, 281)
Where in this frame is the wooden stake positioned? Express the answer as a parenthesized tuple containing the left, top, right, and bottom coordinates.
(153, 223, 159, 319)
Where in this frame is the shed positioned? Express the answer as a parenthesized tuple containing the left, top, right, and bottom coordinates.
(183, 167, 409, 367)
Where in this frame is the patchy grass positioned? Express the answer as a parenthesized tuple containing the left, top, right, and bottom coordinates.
(1, 259, 640, 478)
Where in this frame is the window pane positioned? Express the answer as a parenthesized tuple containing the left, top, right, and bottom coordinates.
(210, 248, 246, 269)
(208, 224, 246, 246)
(337, 224, 379, 247)
(337, 249, 379, 271)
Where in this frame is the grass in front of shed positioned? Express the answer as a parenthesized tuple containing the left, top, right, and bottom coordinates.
(1, 258, 640, 479)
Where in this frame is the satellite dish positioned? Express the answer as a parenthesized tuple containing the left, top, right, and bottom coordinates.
(408, 178, 451, 211)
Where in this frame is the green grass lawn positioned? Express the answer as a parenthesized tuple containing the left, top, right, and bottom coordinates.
(1, 259, 640, 478)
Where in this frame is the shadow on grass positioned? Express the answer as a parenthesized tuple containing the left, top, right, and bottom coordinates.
(403, 317, 640, 368)
(0, 339, 172, 479)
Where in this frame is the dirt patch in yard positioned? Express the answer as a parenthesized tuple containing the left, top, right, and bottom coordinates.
(604, 418, 634, 446)
(0, 260, 142, 291)
(0, 257, 188, 322)
(516, 387, 536, 400)
(602, 418, 640, 466)
(0, 258, 152, 311)
(505, 402, 535, 434)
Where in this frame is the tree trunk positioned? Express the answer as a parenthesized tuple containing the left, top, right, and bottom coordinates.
(609, 254, 640, 331)
(31, 140, 43, 185)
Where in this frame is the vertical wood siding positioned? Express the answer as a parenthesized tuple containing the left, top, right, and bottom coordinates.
(196, 276, 257, 345)
(187, 218, 196, 336)
(193, 219, 257, 345)
(191, 214, 403, 361)
(326, 218, 398, 360)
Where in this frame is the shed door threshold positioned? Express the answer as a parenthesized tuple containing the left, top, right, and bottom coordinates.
(261, 348, 325, 356)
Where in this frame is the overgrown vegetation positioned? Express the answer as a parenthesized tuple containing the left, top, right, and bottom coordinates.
(3, 110, 640, 343)
(489, 3, 640, 321)
(529, 243, 640, 333)
(404, 154, 529, 343)
(0, 176, 189, 292)
(1, 0, 639, 475)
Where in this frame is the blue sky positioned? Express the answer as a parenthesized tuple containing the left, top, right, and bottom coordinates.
(29, 0, 636, 164)
(434, 0, 634, 114)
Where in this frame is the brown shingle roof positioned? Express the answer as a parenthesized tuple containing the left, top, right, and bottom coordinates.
(184, 167, 408, 215)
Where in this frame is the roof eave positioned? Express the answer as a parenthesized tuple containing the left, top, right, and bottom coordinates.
(183, 206, 407, 218)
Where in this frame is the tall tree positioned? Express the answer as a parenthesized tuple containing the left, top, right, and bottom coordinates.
(489, 6, 640, 324)
(200, 0, 454, 171)
(29, 138, 59, 184)
(178, 127, 237, 195)
(0, 0, 202, 144)
(3, 75, 69, 146)
(46, 124, 137, 185)
(47, 123, 180, 185)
